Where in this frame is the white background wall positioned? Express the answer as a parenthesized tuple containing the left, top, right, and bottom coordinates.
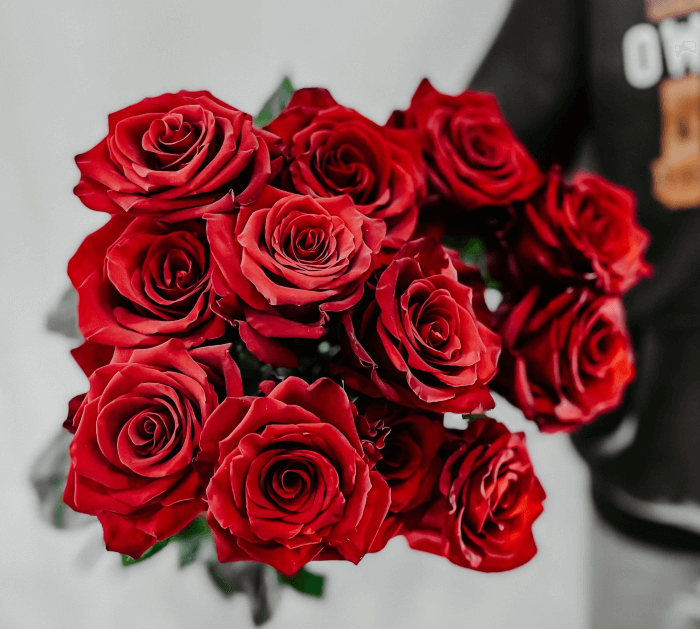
(0, 1, 591, 627)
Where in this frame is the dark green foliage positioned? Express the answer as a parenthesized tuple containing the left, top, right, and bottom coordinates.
(277, 567, 325, 597)
(253, 77, 295, 127)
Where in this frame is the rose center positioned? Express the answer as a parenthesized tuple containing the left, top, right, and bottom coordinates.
(314, 136, 378, 203)
(412, 298, 456, 352)
(164, 250, 198, 289)
(269, 460, 314, 502)
(273, 215, 339, 271)
(292, 228, 327, 261)
(419, 316, 449, 347)
(128, 410, 172, 456)
(142, 106, 210, 170)
(378, 442, 407, 471)
(579, 200, 625, 259)
(581, 318, 619, 373)
(456, 120, 509, 171)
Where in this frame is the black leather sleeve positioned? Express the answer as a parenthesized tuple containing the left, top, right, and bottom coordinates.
(469, 0, 589, 170)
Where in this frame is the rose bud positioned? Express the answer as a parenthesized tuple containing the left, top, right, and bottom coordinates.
(206, 188, 385, 367)
(74, 91, 283, 220)
(69, 217, 224, 349)
(498, 285, 636, 432)
(503, 167, 653, 295)
(335, 238, 501, 414)
(267, 88, 426, 253)
(387, 79, 544, 209)
(403, 417, 545, 572)
(63, 340, 242, 558)
(196, 377, 391, 576)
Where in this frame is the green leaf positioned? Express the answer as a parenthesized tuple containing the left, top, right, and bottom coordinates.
(441, 234, 504, 292)
(253, 76, 295, 127)
(121, 538, 170, 566)
(52, 477, 65, 528)
(460, 237, 485, 264)
(177, 536, 203, 569)
(207, 561, 240, 597)
(442, 235, 484, 265)
(277, 567, 325, 597)
(207, 562, 282, 625)
(46, 286, 80, 340)
(171, 516, 210, 568)
(461, 414, 489, 428)
(173, 515, 210, 540)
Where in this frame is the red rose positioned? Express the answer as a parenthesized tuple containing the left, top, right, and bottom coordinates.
(196, 377, 391, 576)
(351, 401, 449, 553)
(388, 79, 544, 209)
(74, 91, 283, 220)
(404, 417, 545, 572)
(64, 340, 242, 558)
(374, 408, 449, 513)
(498, 286, 636, 432)
(206, 188, 385, 366)
(267, 88, 425, 252)
(69, 216, 224, 348)
(503, 167, 652, 294)
(336, 238, 501, 414)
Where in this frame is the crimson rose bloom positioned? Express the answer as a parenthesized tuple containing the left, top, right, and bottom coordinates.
(353, 401, 449, 553)
(498, 286, 636, 432)
(196, 377, 391, 576)
(207, 188, 385, 367)
(375, 408, 449, 513)
(64, 340, 242, 558)
(388, 79, 544, 208)
(337, 238, 501, 414)
(404, 417, 545, 572)
(69, 216, 224, 349)
(74, 91, 283, 220)
(504, 167, 652, 294)
(267, 88, 425, 252)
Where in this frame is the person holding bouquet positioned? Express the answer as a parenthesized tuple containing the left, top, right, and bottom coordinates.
(470, 0, 700, 626)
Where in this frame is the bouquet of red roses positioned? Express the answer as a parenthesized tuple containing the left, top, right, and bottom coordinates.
(43, 76, 651, 621)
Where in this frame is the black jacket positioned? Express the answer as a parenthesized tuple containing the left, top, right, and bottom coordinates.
(471, 0, 700, 548)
